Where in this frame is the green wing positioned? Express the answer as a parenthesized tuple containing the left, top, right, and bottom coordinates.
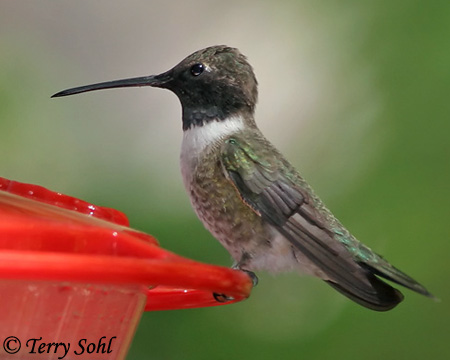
(220, 136, 429, 310)
(221, 138, 304, 227)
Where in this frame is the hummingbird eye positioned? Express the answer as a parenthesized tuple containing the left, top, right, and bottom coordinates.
(190, 63, 204, 77)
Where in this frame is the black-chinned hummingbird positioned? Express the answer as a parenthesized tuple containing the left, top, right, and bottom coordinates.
(53, 45, 433, 311)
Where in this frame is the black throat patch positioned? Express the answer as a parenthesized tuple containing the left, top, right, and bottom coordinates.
(182, 106, 229, 130)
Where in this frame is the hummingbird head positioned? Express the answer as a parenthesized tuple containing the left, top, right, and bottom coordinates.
(52, 45, 258, 130)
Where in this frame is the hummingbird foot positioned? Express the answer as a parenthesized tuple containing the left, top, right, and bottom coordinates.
(212, 267, 257, 303)
(231, 254, 259, 287)
(242, 270, 259, 287)
(232, 265, 259, 287)
(213, 293, 235, 302)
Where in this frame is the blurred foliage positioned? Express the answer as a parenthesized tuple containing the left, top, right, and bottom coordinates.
(1, 1, 449, 360)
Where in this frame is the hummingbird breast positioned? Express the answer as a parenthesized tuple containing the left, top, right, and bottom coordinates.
(179, 117, 272, 262)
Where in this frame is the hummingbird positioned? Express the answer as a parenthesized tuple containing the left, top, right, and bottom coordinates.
(52, 45, 433, 311)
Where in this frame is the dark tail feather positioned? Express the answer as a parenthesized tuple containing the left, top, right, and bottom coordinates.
(326, 273, 404, 311)
(360, 262, 435, 298)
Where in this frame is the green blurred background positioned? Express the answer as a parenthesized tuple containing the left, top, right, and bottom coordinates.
(1, 1, 448, 359)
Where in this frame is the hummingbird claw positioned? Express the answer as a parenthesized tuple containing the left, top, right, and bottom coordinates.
(232, 264, 259, 287)
(213, 293, 235, 302)
(231, 254, 258, 286)
(242, 270, 259, 287)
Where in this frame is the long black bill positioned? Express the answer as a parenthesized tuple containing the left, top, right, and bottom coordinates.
(51, 71, 172, 98)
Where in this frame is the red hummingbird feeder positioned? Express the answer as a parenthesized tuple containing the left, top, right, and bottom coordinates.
(0, 177, 252, 359)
